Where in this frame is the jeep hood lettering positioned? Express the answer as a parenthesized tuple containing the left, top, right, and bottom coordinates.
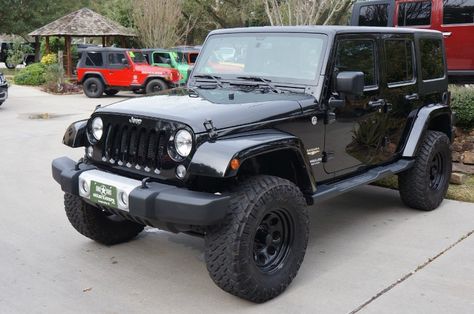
(96, 88, 314, 133)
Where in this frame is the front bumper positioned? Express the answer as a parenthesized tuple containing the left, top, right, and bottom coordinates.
(52, 157, 229, 226)
(0, 84, 8, 102)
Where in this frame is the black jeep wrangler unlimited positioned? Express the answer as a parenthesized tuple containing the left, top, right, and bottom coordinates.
(52, 26, 452, 302)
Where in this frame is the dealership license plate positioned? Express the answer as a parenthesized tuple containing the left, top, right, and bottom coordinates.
(90, 181, 118, 208)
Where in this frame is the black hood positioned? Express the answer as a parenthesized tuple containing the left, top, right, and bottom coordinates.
(96, 88, 315, 133)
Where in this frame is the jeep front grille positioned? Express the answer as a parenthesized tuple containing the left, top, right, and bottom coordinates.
(90, 115, 181, 176)
(102, 125, 167, 173)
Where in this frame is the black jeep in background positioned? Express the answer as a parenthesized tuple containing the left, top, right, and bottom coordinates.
(52, 26, 452, 302)
(0, 41, 35, 69)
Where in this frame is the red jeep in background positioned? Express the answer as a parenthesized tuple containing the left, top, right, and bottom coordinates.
(77, 48, 181, 98)
(351, 0, 474, 83)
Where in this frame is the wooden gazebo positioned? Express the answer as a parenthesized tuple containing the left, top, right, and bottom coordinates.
(28, 8, 136, 77)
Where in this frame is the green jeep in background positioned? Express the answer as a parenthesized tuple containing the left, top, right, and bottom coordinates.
(142, 47, 200, 84)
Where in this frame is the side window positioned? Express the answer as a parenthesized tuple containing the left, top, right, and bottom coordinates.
(443, 0, 474, 24)
(420, 38, 444, 80)
(335, 39, 377, 88)
(359, 4, 389, 26)
(155, 53, 172, 65)
(85, 52, 103, 67)
(385, 39, 415, 85)
(398, 1, 432, 26)
(108, 53, 126, 65)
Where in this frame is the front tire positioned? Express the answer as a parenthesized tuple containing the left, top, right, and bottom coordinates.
(398, 130, 451, 211)
(145, 79, 167, 94)
(64, 193, 144, 245)
(205, 176, 309, 303)
(83, 77, 104, 98)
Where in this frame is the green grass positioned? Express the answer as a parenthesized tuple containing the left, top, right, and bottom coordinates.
(374, 174, 474, 203)
(0, 68, 18, 76)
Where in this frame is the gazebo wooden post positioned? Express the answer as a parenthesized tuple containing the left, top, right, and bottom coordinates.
(45, 36, 50, 54)
(34, 36, 40, 62)
(120, 36, 126, 48)
(65, 35, 72, 78)
(102, 36, 106, 47)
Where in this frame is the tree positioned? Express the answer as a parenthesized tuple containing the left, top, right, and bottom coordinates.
(264, 0, 355, 26)
(131, 0, 195, 48)
(0, 0, 90, 39)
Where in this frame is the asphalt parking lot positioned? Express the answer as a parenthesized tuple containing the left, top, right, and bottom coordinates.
(0, 85, 473, 314)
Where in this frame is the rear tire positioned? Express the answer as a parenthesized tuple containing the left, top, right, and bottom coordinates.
(145, 79, 167, 94)
(104, 89, 119, 96)
(205, 176, 309, 303)
(398, 130, 451, 211)
(64, 193, 144, 245)
(83, 77, 104, 98)
(5, 61, 16, 69)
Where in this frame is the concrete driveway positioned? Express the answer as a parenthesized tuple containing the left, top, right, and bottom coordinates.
(0, 85, 473, 314)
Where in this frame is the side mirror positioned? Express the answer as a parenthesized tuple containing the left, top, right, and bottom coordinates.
(335, 71, 365, 96)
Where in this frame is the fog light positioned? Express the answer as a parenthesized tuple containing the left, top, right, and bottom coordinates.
(86, 146, 93, 158)
(81, 180, 90, 195)
(176, 164, 187, 179)
(119, 191, 128, 207)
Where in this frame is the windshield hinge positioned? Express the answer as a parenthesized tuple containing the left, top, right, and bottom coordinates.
(203, 119, 218, 141)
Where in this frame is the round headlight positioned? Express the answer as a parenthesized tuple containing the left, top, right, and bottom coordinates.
(91, 117, 103, 141)
(174, 129, 193, 157)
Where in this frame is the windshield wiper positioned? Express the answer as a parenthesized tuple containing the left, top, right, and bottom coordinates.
(235, 76, 282, 93)
(193, 74, 223, 88)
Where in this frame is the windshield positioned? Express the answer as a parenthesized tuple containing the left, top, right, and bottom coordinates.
(128, 51, 147, 64)
(193, 33, 327, 84)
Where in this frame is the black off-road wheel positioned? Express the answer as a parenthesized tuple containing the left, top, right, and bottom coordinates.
(83, 77, 104, 98)
(398, 130, 451, 211)
(205, 176, 309, 303)
(145, 79, 167, 94)
(64, 193, 144, 245)
(5, 61, 16, 69)
(104, 89, 119, 96)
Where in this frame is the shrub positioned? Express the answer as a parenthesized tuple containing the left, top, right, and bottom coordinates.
(14, 63, 46, 86)
(450, 86, 474, 129)
(41, 53, 58, 65)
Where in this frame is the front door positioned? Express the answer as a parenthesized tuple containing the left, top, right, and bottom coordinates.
(324, 35, 388, 176)
(106, 52, 133, 86)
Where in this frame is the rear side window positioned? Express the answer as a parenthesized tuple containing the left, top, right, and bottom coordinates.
(398, 1, 432, 26)
(85, 52, 103, 67)
(420, 39, 444, 80)
(443, 0, 474, 24)
(385, 39, 415, 85)
(335, 39, 377, 87)
(359, 4, 389, 26)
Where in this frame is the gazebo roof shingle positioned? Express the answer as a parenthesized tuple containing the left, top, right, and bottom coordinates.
(28, 8, 135, 37)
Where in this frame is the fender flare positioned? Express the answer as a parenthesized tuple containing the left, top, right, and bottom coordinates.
(145, 75, 169, 85)
(187, 130, 316, 191)
(81, 72, 108, 85)
(402, 104, 452, 157)
(63, 119, 87, 148)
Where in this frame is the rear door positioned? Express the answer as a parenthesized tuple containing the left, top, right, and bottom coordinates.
(439, 0, 474, 72)
(351, 0, 395, 26)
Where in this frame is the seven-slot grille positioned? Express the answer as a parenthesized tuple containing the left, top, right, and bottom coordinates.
(97, 118, 172, 174)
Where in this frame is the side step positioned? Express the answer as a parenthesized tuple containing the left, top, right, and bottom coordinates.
(311, 159, 414, 203)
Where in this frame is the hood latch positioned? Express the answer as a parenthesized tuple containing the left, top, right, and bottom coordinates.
(203, 119, 218, 141)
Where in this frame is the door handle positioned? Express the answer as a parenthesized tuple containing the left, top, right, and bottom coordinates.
(442, 32, 452, 38)
(368, 99, 385, 108)
(405, 93, 419, 101)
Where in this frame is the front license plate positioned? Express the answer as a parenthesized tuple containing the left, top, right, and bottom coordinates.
(90, 180, 118, 208)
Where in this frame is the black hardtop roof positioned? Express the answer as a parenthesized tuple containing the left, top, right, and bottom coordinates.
(79, 47, 142, 53)
(209, 25, 441, 36)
